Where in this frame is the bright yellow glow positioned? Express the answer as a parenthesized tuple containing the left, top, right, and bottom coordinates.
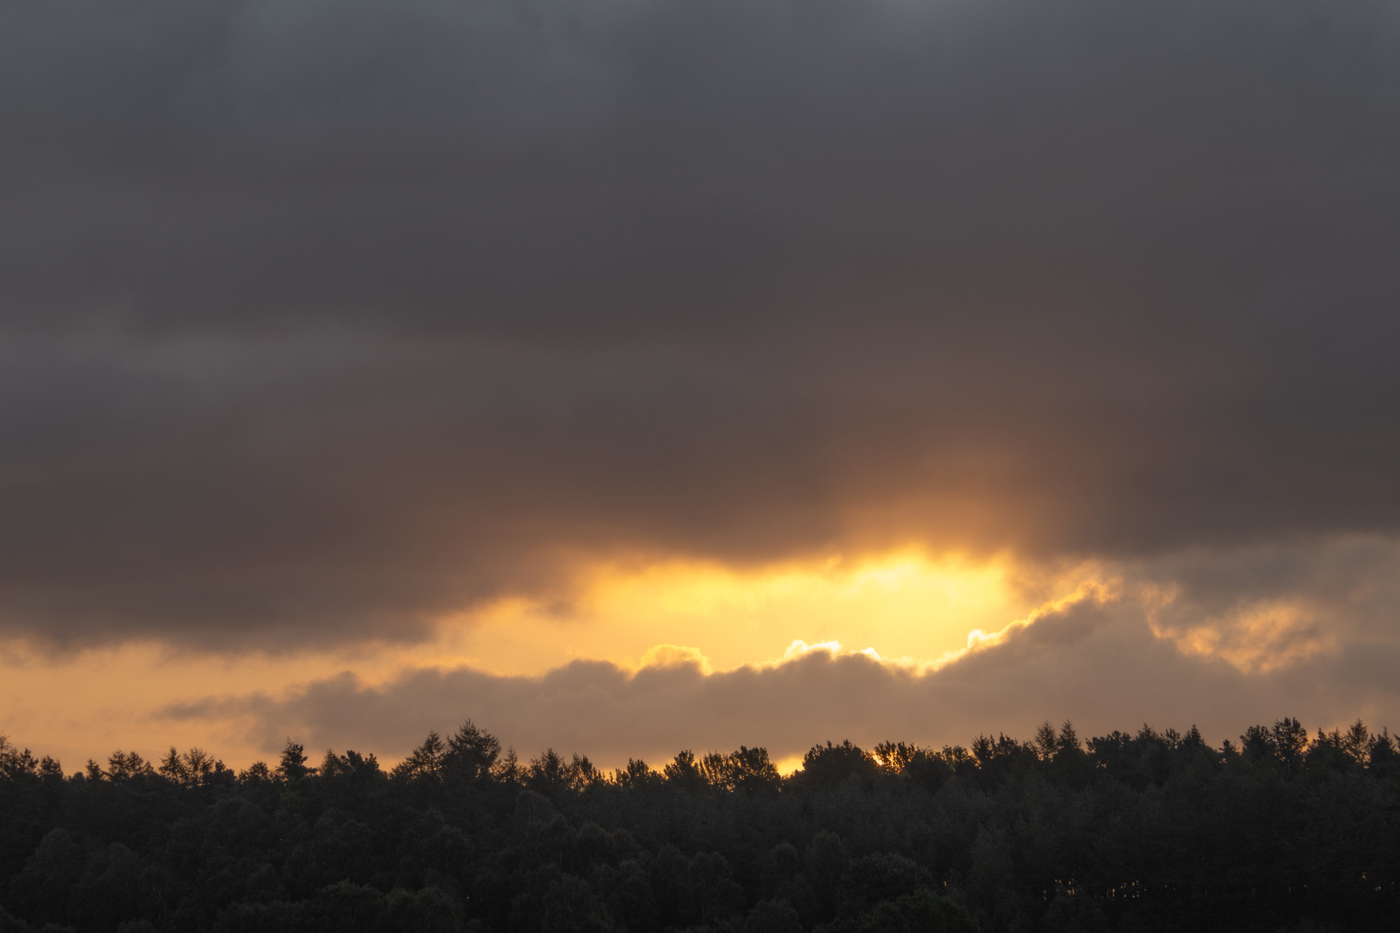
(428, 549, 1033, 675)
(772, 753, 805, 776)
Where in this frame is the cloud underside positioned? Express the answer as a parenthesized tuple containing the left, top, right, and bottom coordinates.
(1, 0, 1399, 646)
(166, 566, 1400, 766)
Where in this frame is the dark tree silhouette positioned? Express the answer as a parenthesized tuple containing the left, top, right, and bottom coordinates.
(0, 718, 1397, 932)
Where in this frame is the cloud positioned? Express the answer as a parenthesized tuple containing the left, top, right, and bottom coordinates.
(164, 546, 1400, 766)
(1125, 536, 1400, 671)
(2, 1, 1400, 646)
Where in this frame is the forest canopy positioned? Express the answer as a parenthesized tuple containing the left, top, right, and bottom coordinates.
(1, 717, 1396, 932)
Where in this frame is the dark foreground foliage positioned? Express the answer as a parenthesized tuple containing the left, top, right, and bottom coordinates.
(2, 718, 1397, 933)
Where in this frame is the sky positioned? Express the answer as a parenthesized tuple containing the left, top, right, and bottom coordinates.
(3, 0, 1400, 773)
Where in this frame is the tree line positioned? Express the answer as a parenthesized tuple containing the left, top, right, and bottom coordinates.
(1, 716, 1396, 932)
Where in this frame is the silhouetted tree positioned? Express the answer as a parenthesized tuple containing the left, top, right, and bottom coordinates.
(391, 730, 447, 781)
(794, 741, 879, 786)
(277, 739, 314, 780)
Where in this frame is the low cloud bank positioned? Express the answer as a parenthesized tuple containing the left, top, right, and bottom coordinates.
(166, 561, 1400, 767)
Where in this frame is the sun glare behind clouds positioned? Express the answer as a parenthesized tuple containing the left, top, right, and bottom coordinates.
(4, 538, 1389, 772)
(431, 550, 1036, 676)
(0, 549, 1046, 770)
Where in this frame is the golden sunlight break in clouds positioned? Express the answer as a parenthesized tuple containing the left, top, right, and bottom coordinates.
(4, 539, 1376, 773)
(437, 550, 1036, 676)
(1, 550, 1046, 767)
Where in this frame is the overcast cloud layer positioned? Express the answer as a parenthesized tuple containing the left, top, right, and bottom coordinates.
(3, 0, 1400, 648)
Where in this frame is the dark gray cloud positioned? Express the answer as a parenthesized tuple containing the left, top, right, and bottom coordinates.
(3, 0, 1400, 645)
(162, 574, 1400, 766)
